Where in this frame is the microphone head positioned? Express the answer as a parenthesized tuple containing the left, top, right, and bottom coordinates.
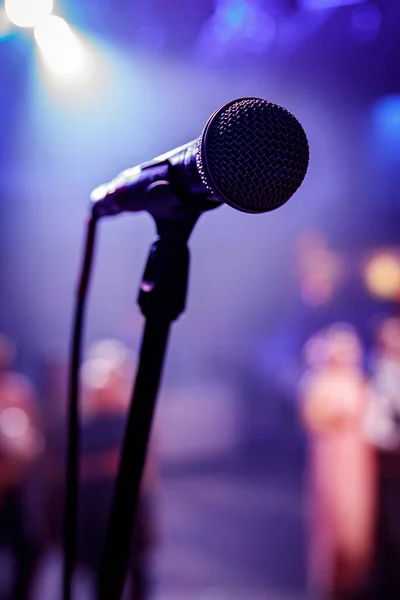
(197, 98, 309, 213)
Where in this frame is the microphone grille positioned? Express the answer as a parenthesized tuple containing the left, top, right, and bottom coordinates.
(199, 98, 309, 213)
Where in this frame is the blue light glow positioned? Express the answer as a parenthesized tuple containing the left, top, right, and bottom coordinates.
(223, 0, 247, 29)
(203, 0, 276, 55)
(373, 95, 400, 153)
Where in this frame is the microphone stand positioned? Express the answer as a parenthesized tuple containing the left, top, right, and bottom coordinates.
(97, 186, 201, 600)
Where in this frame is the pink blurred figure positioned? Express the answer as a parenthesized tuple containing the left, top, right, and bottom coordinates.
(299, 324, 376, 600)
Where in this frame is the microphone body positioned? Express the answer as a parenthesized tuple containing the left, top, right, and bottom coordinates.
(91, 97, 309, 219)
(91, 140, 221, 220)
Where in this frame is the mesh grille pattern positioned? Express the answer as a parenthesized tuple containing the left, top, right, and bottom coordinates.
(200, 98, 309, 213)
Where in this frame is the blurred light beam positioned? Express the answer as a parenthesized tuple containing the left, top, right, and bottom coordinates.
(34, 16, 88, 84)
(5, 0, 53, 28)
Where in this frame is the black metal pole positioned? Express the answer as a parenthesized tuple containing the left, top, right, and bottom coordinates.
(97, 229, 193, 600)
(97, 317, 170, 600)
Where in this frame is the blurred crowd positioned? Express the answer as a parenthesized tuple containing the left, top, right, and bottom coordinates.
(0, 314, 399, 600)
(0, 336, 158, 600)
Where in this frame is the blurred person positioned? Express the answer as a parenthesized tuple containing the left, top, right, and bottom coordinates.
(299, 324, 376, 600)
(364, 316, 400, 599)
(78, 339, 159, 600)
(0, 334, 44, 600)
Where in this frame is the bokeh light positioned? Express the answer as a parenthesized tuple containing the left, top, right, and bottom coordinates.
(0, 407, 29, 438)
(5, 0, 53, 29)
(364, 249, 400, 301)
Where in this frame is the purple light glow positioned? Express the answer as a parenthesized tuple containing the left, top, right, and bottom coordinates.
(301, 0, 366, 9)
(351, 3, 381, 39)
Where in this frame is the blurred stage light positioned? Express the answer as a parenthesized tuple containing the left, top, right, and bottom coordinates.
(199, 0, 276, 59)
(219, 0, 275, 42)
(34, 16, 88, 84)
(5, 0, 53, 28)
(364, 249, 400, 301)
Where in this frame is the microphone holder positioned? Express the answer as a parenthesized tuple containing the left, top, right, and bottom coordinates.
(97, 198, 200, 600)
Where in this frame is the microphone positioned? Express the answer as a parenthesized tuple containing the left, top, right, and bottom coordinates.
(90, 97, 309, 219)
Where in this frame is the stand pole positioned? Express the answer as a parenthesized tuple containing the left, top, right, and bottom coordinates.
(63, 216, 98, 600)
(97, 224, 195, 600)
